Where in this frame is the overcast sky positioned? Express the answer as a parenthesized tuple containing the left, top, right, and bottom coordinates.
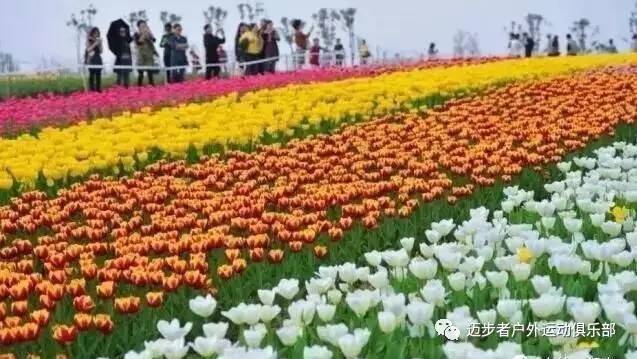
(1, 0, 636, 68)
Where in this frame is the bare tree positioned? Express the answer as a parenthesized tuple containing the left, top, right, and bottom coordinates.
(160, 11, 182, 26)
(0, 52, 19, 73)
(504, 15, 551, 54)
(128, 10, 149, 32)
(204, 5, 228, 31)
(453, 30, 480, 58)
(279, 17, 295, 55)
(238, 2, 266, 22)
(312, 9, 341, 49)
(630, 0, 637, 34)
(339, 8, 356, 65)
(66, 4, 97, 67)
(570, 18, 598, 52)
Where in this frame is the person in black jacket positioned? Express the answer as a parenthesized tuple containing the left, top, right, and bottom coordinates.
(159, 23, 173, 83)
(203, 24, 226, 79)
(85, 27, 103, 92)
(523, 32, 535, 58)
(114, 26, 133, 88)
(261, 20, 279, 73)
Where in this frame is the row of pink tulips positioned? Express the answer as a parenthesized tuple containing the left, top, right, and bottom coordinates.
(0, 57, 503, 135)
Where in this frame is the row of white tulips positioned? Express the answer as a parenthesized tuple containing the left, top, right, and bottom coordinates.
(119, 142, 637, 359)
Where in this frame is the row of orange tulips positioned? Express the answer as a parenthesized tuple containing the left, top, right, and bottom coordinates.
(0, 65, 636, 348)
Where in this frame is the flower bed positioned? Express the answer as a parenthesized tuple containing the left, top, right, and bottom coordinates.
(124, 142, 637, 358)
(1, 64, 637, 357)
(1, 55, 633, 192)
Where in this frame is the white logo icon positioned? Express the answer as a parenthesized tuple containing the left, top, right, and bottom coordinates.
(435, 319, 460, 340)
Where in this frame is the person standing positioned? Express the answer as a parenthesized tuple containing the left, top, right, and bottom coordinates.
(427, 42, 438, 59)
(548, 35, 560, 56)
(607, 39, 618, 53)
(160, 23, 174, 83)
(334, 38, 345, 66)
(134, 20, 157, 86)
(240, 24, 263, 75)
(292, 19, 313, 68)
(114, 26, 133, 87)
(566, 34, 578, 56)
(170, 24, 189, 82)
(523, 33, 535, 58)
(309, 38, 323, 67)
(632, 34, 637, 52)
(261, 20, 279, 73)
(85, 27, 103, 92)
(359, 39, 371, 65)
(235, 23, 249, 73)
(509, 34, 523, 57)
(204, 24, 225, 79)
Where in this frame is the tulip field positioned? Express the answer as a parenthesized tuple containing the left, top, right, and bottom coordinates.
(1, 54, 637, 359)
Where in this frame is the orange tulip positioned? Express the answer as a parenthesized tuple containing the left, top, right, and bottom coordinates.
(313, 245, 328, 258)
(146, 292, 164, 308)
(52, 325, 77, 344)
(72, 295, 95, 313)
(93, 314, 114, 334)
(268, 249, 284, 263)
(73, 313, 93, 331)
(10, 301, 27, 316)
(114, 296, 140, 314)
(30, 309, 50, 327)
(217, 265, 234, 280)
(96, 281, 115, 298)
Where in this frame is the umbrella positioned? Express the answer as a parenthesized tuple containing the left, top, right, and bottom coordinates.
(107, 19, 130, 56)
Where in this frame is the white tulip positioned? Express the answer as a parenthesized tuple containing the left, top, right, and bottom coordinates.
(448, 272, 466, 291)
(400, 237, 415, 252)
(317, 324, 349, 346)
(339, 263, 359, 283)
(243, 324, 267, 348)
(432, 219, 456, 236)
(304, 345, 333, 359)
(368, 268, 390, 289)
(420, 280, 446, 306)
(346, 290, 373, 317)
(378, 311, 398, 333)
(364, 250, 382, 267)
(406, 301, 434, 325)
(476, 309, 497, 325)
(157, 319, 192, 340)
(497, 299, 522, 320)
(258, 289, 276, 305)
(356, 267, 370, 282)
(512, 263, 531, 281)
(590, 213, 605, 227)
(327, 289, 343, 304)
(485, 271, 509, 289)
(259, 305, 281, 323)
(276, 278, 300, 300)
(425, 229, 443, 243)
(163, 338, 189, 359)
(288, 300, 316, 325)
(318, 266, 339, 281)
(383, 249, 410, 267)
(419, 242, 434, 257)
(276, 324, 302, 346)
(409, 257, 438, 280)
(601, 221, 623, 237)
(191, 336, 230, 357)
(188, 295, 217, 318)
(123, 350, 152, 359)
(317, 304, 336, 322)
(568, 301, 600, 324)
(338, 329, 370, 359)
(529, 293, 565, 318)
(557, 161, 572, 173)
(563, 218, 583, 233)
(202, 322, 229, 339)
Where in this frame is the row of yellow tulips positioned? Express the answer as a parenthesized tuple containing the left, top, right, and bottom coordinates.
(1, 54, 635, 190)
